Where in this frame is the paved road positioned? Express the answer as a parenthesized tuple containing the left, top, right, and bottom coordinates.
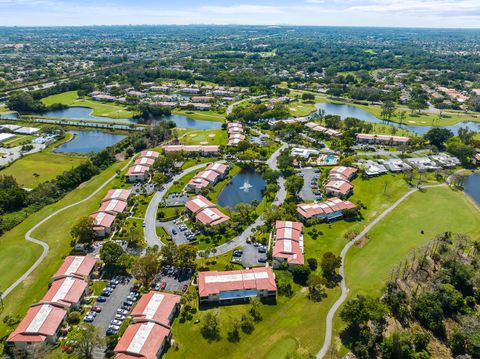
(93, 279, 132, 333)
(0, 157, 134, 300)
(316, 183, 446, 359)
(0, 143, 44, 167)
(143, 162, 214, 247)
(299, 168, 319, 201)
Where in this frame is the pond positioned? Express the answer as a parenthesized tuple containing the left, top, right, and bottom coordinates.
(54, 130, 126, 153)
(0, 112, 19, 119)
(464, 173, 480, 206)
(41, 107, 222, 129)
(217, 168, 266, 210)
(315, 102, 480, 136)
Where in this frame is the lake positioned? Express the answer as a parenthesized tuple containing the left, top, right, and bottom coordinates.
(41, 107, 222, 129)
(54, 130, 126, 153)
(464, 173, 480, 206)
(217, 169, 266, 210)
(315, 102, 480, 136)
(0, 112, 19, 119)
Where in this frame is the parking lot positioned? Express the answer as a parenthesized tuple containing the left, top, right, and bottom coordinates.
(90, 276, 135, 334)
(299, 167, 322, 201)
(153, 266, 193, 293)
(157, 219, 196, 245)
(164, 192, 189, 206)
(232, 242, 268, 267)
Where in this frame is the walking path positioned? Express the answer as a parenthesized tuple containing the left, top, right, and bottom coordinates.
(316, 183, 446, 358)
(0, 157, 134, 300)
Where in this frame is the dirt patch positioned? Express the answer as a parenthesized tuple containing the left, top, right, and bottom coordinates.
(355, 235, 370, 248)
(200, 141, 208, 145)
(208, 133, 216, 138)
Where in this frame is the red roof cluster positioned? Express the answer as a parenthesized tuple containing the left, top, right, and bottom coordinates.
(297, 197, 356, 220)
(186, 162, 228, 191)
(115, 291, 181, 359)
(328, 166, 358, 181)
(228, 122, 245, 145)
(52, 256, 97, 281)
(42, 276, 88, 309)
(356, 133, 410, 143)
(185, 195, 230, 226)
(198, 267, 277, 298)
(92, 188, 131, 235)
(272, 221, 304, 265)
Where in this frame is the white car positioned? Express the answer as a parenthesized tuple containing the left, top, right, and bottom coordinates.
(111, 319, 123, 326)
(115, 314, 126, 320)
(83, 315, 95, 323)
(116, 309, 129, 316)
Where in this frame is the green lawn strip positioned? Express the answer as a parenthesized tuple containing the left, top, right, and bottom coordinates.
(91, 281, 108, 296)
(165, 171, 199, 196)
(172, 109, 225, 122)
(40, 91, 135, 119)
(331, 186, 480, 354)
(0, 160, 127, 339)
(1, 135, 35, 147)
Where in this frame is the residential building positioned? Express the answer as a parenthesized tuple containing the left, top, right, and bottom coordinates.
(130, 291, 181, 327)
(41, 276, 88, 310)
(139, 150, 160, 160)
(325, 180, 353, 197)
(6, 303, 67, 349)
(15, 127, 40, 135)
(198, 267, 277, 304)
(52, 256, 97, 281)
(126, 165, 150, 182)
(91, 211, 116, 237)
(291, 147, 320, 159)
(328, 166, 358, 181)
(0, 133, 15, 143)
(429, 153, 461, 168)
(114, 322, 171, 359)
(378, 159, 412, 172)
(186, 162, 228, 192)
(98, 199, 128, 215)
(297, 198, 356, 221)
(305, 122, 342, 137)
(185, 195, 230, 226)
(360, 160, 388, 177)
(356, 133, 410, 145)
(272, 221, 304, 268)
(135, 157, 155, 167)
(405, 157, 442, 172)
(102, 189, 131, 203)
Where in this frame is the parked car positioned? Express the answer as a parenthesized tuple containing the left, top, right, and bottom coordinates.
(161, 282, 167, 290)
(154, 282, 161, 291)
(258, 257, 267, 263)
(115, 314, 126, 321)
(97, 296, 107, 302)
(116, 309, 129, 316)
(91, 306, 102, 313)
(87, 311, 97, 317)
(111, 319, 123, 326)
(100, 290, 111, 297)
(233, 250, 243, 257)
(83, 315, 95, 323)
(172, 229, 177, 235)
(258, 246, 267, 253)
(182, 284, 188, 292)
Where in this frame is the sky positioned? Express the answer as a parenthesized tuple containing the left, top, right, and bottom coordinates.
(0, 0, 479, 28)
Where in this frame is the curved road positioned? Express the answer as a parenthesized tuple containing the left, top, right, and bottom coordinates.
(143, 162, 218, 247)
(1, 158, 134, 300)
(317, 183, 446, 358)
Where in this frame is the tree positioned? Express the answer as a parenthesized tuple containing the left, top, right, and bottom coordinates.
(70, 216, 95, 245)
(290, 264, 311, 285)
(67, 324, 104, 359)
(7, 92, 46, 113)
(249, 297, 262, 321)
(285, 175, 304, 196)
(302, 93, 315, 101)
(131, 253, 161, 288)
(176, 244, 197, 268)
(424, 128, 454, 149)
(321, 251, 342, 282)
(412, 292, 445, 335)
(380, 100, 396, 121)
(100, 241, 125, 266)
(201, 310, 220, 341)
(307, 258, 318, 271)
(307, 274, 327, 302)
(240, 313, 255, 334)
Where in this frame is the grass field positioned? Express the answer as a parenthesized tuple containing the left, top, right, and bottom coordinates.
(0, 135, 35, 148)
(41, 91, 135, 119)
(176, 128, 228, 146)
(172, 109, 225, 122)
(330, 186, 480, 354)
(0, 160, 127, 342)
(0, 134, 86, 188)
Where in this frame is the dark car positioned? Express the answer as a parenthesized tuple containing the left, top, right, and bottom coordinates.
(182, 284, 188, 292)
(91, 306, 102, 313)
(97, 296, 107, 302)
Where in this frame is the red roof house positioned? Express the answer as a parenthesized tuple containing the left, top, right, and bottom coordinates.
(91, 211, 116, 237)
(98, 199, 128, 215)
(198, 267, 277, 303)
(139, 150, 160, 159)
(297, 198, 356, 221)
(325, 180, 353, 198)
(135, 157, 155, 167)
(102, 189, 131, 203)
(114, 322, 171, 359)
(272, 221, 304, 267)
(42, 277, 88, 309)
(130, 292, 180, 327)
(52, 256, 97, 281)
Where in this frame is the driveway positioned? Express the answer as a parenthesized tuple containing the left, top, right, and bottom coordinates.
(157, 220, 194, 245)
(238, 243, 267, 267)
(93, 278, 132, 333)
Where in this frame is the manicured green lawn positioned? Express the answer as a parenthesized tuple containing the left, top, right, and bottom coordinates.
(0, 160, 127, 340)
(1, 135, 86, 188)
(288, 101, 316, 116)
(172, 109, 225, 122)
(40, 91, 135, 119)
(1, 135, 35, 148)
(176, 128, 228, 146)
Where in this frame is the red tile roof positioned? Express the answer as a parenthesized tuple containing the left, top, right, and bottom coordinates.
(205, 162, 228, 175)
(329, 166, 358, 181)
(185, 195, 230, 226)
(127, 165, 149, 176)
(273, 221, 304, 265)
(91, 211, 116, 228)
(7, 303, 66, 343)
(102, 189, 131, 203)
(98, 199, 128, 214)
(135, 157, 155, 167)
(198, 267, 277, 298)
(356, 133, 410, 143)
(42, 277, 88, 308)
(139, 150, 160, 159)
(52, 256, 96, 280)
(297, 198, 356, 220)
(325, 180, 353, 196)
(114, 322, 170, 359)
(130, 292, 180, 327)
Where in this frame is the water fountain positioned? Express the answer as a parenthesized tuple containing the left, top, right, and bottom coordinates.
(239, 180, 252, 192)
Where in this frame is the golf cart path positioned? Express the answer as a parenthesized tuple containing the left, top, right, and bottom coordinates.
(1, 158, 134, 300)
(317, 183, 446, 358)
